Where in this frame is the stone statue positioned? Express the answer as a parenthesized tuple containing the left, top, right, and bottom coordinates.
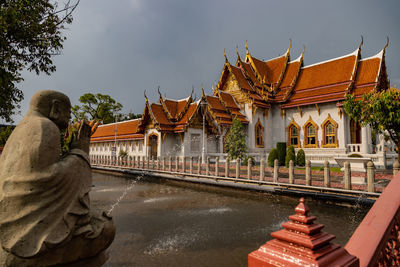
(0, 90, 115, 266)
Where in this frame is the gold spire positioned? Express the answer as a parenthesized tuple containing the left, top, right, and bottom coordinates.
(144, 90, 149, 103)
(384, 36, 389, 50)
(224, 48, 228, 63)
(157, 86, 163, 103)
(358, 35, 364, 50)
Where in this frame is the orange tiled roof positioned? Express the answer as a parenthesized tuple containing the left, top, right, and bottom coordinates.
(230, 65, 254, 92)
(355, 57, 381, 86)
(163, 98, 190, 119)
(238, 61, 262, 88)
(281, 50, 359, 108)
(91, 119, 144, 142)
(249, 54, 288, 86)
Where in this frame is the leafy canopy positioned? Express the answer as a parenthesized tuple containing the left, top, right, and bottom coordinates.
(344, 88, 400, 161)
(224, 117, 247, 161)
(0, 0, 79, 122)
(72, 93, 123, 124)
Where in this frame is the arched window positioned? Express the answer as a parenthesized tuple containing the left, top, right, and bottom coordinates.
(322, 114, 338, 148)
(303, 116, 318, 148)
(255, 119, 264, 147)
(287, 120, 300, 148)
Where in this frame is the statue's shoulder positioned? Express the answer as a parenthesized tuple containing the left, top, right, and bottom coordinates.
(14, 115, 60, 144)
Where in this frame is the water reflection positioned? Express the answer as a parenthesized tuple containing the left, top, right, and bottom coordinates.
(91, 171, 369, 267)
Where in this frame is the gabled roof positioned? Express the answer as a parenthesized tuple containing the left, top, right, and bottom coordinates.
(91, 119, 144, 142)
(281, 47, 360, 108)
(245, 41, 291, 90)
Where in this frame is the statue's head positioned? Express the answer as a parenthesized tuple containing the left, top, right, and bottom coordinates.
(30, 90, 72, 130)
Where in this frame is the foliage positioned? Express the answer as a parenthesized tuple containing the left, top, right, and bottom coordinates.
(0, 0, 79, 122)
(276, 142, 286, 166)
(0, 125, 15, 146)
(120, 112, 142, 121)
(344, 88, 400, 162)
(119, 149, 127, 158)
(62, 120, 99, 154)
(72, 93, 123, 124)
(296, 149, 305, 167)
(285, 145, 296, 167)
(267, 148, 278, 167)
(243, 155, 255, 166)
(225, 117, 247, 161)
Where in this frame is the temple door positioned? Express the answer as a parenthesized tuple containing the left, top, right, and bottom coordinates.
(149, 135, 158, 159)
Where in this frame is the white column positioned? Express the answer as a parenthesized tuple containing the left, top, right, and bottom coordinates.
(361, 126, 369, 154)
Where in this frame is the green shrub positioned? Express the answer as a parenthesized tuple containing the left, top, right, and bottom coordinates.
(243, 155, 255, 166)
(348, 153, 363, 158)
(296, 149, 306, 166)
(267, 148, 278, 167)
(276, 142, 286, 166)
(285, 145, 296, 167)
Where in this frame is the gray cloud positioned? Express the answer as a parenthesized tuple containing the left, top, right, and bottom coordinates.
(13, 0, 400, 122)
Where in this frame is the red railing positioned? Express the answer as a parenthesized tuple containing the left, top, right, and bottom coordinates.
(345, 171, 400, 266)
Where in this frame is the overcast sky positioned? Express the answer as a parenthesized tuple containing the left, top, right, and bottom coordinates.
(11, 0, 400, 122)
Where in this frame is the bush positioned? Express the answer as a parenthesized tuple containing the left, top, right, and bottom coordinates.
(243, 155, 255, 166)
(296, 149, 305, 166)
(267, 148, 278, 167)
(285, 145, 296, 167)
(276, 142, 286, 166)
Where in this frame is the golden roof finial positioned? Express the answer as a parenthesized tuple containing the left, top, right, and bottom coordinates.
(289, 38, 292, 50)
(301, 45, 305, 56)
(358, 35, 364, 49)
(236, 45, 242, 62)
(201, 86, 206, 98)
(224, 48, 228, 62)
(144, 90, 148, 102)
(245, 40, 250, 56)
(384, 36, 389, 50)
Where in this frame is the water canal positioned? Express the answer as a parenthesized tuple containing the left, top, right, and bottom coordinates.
(91, 171, 370, 267)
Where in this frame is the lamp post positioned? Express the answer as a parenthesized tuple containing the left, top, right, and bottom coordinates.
(200, 97, 207, 164)
(112, 113, 118, 164)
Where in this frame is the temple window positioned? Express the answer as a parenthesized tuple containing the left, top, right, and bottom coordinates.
(255, 119, 264, 147)
(287, 120, 300, 148)
(303, 117, 318, 148)
(190, 134, 201, 153)
(322, 114, 338, 148)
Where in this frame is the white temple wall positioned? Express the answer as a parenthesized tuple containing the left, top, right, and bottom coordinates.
(285, 103, 346, 152)
(161, 133, 182, 157)
(183, 128, 203, 157)
(270, 105, 286, 148)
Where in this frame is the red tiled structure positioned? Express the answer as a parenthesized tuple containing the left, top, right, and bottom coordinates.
(248, 198, 359, 266)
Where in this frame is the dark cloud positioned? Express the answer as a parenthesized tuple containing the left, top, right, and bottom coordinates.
(13, 0, 400, 122)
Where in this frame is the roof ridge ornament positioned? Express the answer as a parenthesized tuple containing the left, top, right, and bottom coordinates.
(157, 86, 163, 102)
(144, 90, 148, 103)
(224, 48, 228, 63)
(358, 35, 364, 50)
(384, 36, 389, 50)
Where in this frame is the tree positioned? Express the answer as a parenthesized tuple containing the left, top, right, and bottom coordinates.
(285, 145, 296, 167)
(267, 148, 278, 167)
(296, 149, 306, 167)
(344, 87, 400, 163)
(0, 0, 79, 122)
(224, 117, 247, 162)
(120, 111, 142, 121)
(72, 93, 123, 124)
(0, 125, 15, 146)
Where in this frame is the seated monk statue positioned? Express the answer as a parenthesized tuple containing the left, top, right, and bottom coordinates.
(0, 90, 115, 266)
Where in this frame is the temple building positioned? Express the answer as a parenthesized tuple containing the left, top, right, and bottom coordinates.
(90, 39, 394, 167)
